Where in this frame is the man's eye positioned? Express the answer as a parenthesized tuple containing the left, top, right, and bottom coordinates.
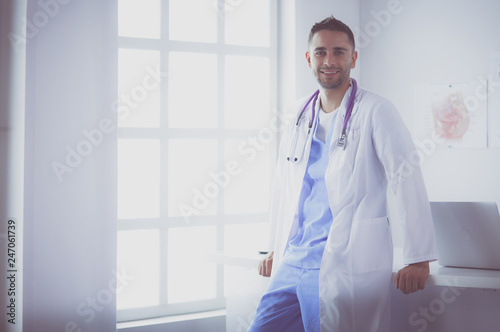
(316, 51, 325, 56)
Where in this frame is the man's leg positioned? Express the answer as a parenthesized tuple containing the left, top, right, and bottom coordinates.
(296, 268, 321, 332)
(248, 263, 305, 332)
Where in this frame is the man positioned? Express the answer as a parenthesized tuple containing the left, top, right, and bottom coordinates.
(248, 16, 437, 332)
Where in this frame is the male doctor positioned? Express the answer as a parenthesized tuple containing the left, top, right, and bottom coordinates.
(248, 16, 437, 332)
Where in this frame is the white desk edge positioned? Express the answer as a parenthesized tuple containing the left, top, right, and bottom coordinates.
(208, 247, 500, 290)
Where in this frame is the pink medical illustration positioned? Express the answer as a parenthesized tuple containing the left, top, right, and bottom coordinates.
(431, 92, 470, 139)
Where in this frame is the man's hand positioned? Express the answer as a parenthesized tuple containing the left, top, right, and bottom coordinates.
(258, 251, 274, 277)
(394, 261, 430, 294)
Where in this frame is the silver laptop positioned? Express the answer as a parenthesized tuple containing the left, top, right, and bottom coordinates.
(430, 201, 500, 270)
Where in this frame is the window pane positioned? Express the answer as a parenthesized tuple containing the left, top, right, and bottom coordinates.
(168, 226, 217, 303)
(168, 52, 218, 128)
(118, 0, 161, 39)
(225, 55, 270, 129)
(224, 0, 270, 47)
(118, 139, 160, 219)
(168, 139, 218, 218)
(117, 229, 160, 309)
(224, 223, 269, 255)
(169, 0, 217, 43)
(224, 139, 270, 214)
(118, 48, 161, 128)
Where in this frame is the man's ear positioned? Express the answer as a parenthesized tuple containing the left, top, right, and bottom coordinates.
(305, 51, 312, 68)
(350, 50, 358, 69)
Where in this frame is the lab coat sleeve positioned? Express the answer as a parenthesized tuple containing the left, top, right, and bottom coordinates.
(267, 123, 292, 252)
(370, 99, 438, 265)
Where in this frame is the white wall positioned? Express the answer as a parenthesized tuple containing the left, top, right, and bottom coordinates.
(360, 0, 500, 207)
(23, 1, 117, 331)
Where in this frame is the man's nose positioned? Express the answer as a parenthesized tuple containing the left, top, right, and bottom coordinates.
(323, 53, 335, 67)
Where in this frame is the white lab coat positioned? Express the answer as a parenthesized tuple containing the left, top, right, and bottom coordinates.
(268, 86, 438, 332)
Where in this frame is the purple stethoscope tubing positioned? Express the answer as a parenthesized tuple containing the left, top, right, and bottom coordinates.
(288, 78, 357, 162)
(296, 89, 320, 128)
(296, 78, 358, 137)
(297, 78, 357, 136)
(338, 77, 357, 147)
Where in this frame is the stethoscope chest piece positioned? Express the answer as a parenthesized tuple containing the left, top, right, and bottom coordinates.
(337, 133, 347, 148)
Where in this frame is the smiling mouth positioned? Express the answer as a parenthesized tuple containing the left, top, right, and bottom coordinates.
(320, 69, 340, 75)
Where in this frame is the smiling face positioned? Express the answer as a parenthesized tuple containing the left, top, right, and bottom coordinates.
(306, 30, 357, 91)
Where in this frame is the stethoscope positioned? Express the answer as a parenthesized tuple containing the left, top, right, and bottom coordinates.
(287, 78, 357, 163)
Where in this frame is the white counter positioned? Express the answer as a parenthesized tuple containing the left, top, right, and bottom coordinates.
(211, 249, 500, 332)
(211, 248, 500, 290)
(392, 247, 500, 290)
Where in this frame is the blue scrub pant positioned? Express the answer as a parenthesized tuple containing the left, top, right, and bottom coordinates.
(247, 263, 320, 332)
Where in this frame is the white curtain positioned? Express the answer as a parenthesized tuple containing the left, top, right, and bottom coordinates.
(2, 1, 118, 331)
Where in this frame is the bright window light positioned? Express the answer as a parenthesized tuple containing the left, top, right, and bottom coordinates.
(168, 52, 218, 128)
(117, 229, 160, 309)
(117, 0, 276, 321)
(118, 0, 161, 39)
(167, 139, 218, 217)
(118, 48, 161, 128)
(169, 0, 218, 43)
(224, 139, 270, 214)
(118, 139, 160, 219)
(225, 55, 270, 129)
(224, 0, 270, 47)
(167, 226, 217, 303)
(224, 223, 269, 255)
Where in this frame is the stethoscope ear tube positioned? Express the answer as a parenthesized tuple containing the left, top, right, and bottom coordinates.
(287, 116, 311, 163)
(287, 91, 319, 163)
(287, 124, 301, 163)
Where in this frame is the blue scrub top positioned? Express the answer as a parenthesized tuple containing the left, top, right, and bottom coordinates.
(282, 110, 338, 269)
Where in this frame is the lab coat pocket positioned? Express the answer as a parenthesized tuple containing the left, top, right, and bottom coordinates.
(329, 129, 361, 203)
(351, 217, 393, 274)
(334, 129, 361, 168)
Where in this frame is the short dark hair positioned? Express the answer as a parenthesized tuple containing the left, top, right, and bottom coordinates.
(308, 16, 355, 51)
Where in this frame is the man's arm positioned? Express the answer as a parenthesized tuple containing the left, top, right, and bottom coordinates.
(394, 260, 430, 294)
(370, 98, 438, 294)
(258, 251, 274, 277)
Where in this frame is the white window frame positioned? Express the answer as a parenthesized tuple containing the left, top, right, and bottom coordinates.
(117, 0, 278, 322)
